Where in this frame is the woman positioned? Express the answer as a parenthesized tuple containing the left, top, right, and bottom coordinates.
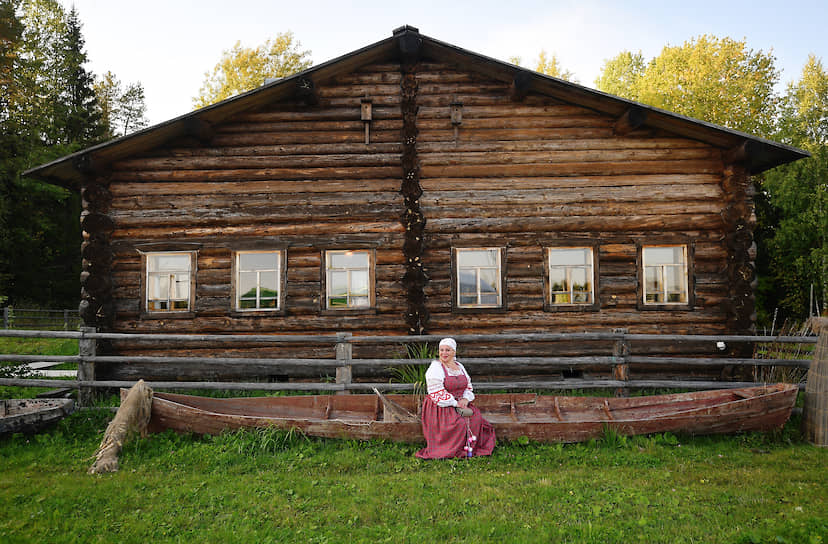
(416, 338, 496, 459)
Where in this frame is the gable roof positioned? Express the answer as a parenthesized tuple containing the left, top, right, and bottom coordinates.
(25, 25, 808, 187)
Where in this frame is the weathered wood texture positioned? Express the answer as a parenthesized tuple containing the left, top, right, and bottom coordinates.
(93, 58, 754, 380)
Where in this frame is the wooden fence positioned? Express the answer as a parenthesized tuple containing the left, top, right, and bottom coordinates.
(2, 308, 81, 331)
(0, 328, 818, 406)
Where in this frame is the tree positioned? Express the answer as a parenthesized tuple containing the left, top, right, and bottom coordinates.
(193, 32, 312, 109)
(594, 35, 779, 137)
(755, 56, 828, 321)
(0, 0, 109, 308)
(594, 50, 645, 99)
(509, 50, 577, 82)
(95, 70, 148, 137)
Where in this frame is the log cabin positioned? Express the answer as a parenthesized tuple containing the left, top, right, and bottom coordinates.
(26, 26, 809, 382)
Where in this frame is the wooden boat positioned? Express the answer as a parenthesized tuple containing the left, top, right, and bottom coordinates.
(0, 398, 75, 436)
(145, 383, 798, 443)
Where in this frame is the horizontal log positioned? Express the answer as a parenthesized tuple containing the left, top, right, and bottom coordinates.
(114, 152, 403, 171)
(112, 220, 404, 240)
(420, 159, 723, 178)
(110, 179, 402, 197)
(424, 214, 723, 233)
(111, 165, 403, 183)
(419, 147, 718, 166)
(421, 185, 722, 204)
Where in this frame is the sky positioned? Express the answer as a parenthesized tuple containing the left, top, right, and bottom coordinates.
(59, 0, 828, 126)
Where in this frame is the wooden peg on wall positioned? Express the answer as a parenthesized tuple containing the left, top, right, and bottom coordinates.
(361, 97, 373, 144)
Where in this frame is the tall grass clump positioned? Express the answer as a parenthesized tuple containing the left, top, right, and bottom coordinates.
(753, 317, 814, 384)
(388, 342, 435, 396)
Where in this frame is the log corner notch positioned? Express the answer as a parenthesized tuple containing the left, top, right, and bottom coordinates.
(510, 71, 532, 102)
(721, 162, 757, 334)
(613, 106, 648, 136)
(295, 77, 319, 106)
(393, 25, 422, 63)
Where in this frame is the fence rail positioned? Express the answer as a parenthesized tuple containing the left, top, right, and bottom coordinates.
(2, 308, 80, 331)
(0, 328, 819, 405)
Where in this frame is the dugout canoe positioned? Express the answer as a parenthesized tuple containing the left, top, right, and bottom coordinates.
(144, 383, 798, 443)
(0, 398, 75, 436)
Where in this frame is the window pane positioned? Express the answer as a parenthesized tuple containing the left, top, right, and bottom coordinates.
(329, 251, 368, 269)
(239, 272, 258, 299)
(479, 269, 499, 293)
(172, 275, 189, 299)
(458, 270, 477, 294)
(329, 271, 348, 296)
(644, 266, 661, 295)
(239, 252, 278, 271)
(480, 294, 499, 306)
(553, 293, 571, 304)
(549, 248, 591, 267)
(350, 270, 369, 295)
(570, 268, 588, 291)
(459, 294, 477, 305)
(458, 249, 498, 267)
(549, 268, 567, 292)
(149, 275, 168, 300)
(150, 254, 190, 272)
(644, 246, 684, 266)
(350, 296, 370, 307)
(259, 271, 278, 295)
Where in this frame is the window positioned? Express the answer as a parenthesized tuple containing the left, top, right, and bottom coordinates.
(547, 247, 595, 305)
(642, 245, 688, 304)
(455, 248, 503, 308)
(325, 250, 373, 309)
(235, 251, 282, 311)
(145, 252, 194, 312)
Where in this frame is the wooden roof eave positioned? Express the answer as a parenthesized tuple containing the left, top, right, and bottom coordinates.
(420, 35, 809, 173)
(25, 26, 809, 189)
(23, 35, 401, 189)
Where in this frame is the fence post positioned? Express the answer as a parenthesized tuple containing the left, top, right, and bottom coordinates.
(2, 307, 8, 329)
(63, 310, 70, 331)
(335, 332, 353, 394)
(612, 328, 630, 397)
(78, 326, 97, 407)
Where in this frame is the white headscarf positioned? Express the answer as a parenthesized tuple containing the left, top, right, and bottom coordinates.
(439, 337, 457, 351)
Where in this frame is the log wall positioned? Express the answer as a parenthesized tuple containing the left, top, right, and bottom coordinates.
(82, 57, 753, 380)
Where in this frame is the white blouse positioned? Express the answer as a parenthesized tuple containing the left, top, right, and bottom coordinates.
(424, 359, 475, 407)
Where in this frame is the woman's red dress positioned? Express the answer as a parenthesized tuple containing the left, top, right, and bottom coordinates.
(416, 366, 495, 459)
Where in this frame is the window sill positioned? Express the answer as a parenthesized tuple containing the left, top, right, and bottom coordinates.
(544, 303, 600, 312)
(230, 309, 286, 318)
(319, 308, 377, 316)
(140, 311, 195, 320)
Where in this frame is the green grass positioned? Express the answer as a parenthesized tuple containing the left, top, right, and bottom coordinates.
(0, 409, 825, 544)
(1, 337, 78, 398)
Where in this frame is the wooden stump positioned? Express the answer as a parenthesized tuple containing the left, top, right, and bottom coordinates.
(802, 317, 828, 447)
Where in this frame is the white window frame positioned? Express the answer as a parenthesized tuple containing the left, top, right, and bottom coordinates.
(234, 250, 283, 311)
(144, 251, 195, 313)
(642, 245, 689, 305)
(454, 248, 503, 309)
(324, 250, 374, 310)
(546, 247, 595, 306)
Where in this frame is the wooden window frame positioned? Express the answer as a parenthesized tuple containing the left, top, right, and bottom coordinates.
(451, 247, 507, 313)
(636, 242, 695, 311)
(321, 249, 376, 315)
(544, 244, 600, 312)
(231, 250, 287, 315)
(139, 250, 197, 318)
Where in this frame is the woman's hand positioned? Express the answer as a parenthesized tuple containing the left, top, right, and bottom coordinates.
(457, 398, 469, 409)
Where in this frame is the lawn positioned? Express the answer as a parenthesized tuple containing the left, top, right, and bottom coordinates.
(0, 407, 825, 544)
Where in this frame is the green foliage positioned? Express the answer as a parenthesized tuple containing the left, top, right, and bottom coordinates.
(594, 50, 645, 99)
(1, 0, 132, 308)
(193, 32, 312, 109)
(510, 50, 577, 82)
(755, 56, 828, 321)
(388, 343, 434, 395)
(595, 35, 779, 137)
(93, 70, 148, 137)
